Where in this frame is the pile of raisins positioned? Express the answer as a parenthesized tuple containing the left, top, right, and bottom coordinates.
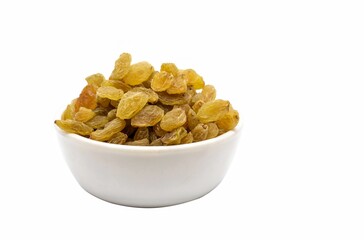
(55, 53, 239, 146)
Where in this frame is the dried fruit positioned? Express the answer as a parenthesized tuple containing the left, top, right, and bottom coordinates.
(74, 107, 96, 122)
(181, 69, 204, 89)
(201, 85, 216, 102)
(93, 107, 109, 116)
(131, 105, 164, 127)
(97, 86, 124, 101)
(55, 52, 239, 145)
(191, 123, 208, 142)
(116, 91, 149, 119)
(160, 108, 187, 131)
(187, 109, 199, 131)
(158, 92, 191, 105)
(125, 138, 150, 146)
(134, 127, 150, 141)
(86, 115, 109, 129)
(129, 87, 158, 103)
(90, 118, 126, 141)
(97, 97, 110, 108)
(181, 132, 193, 144)
(167, 73, 187, 94)
(123, 61, 154, 86)
(161, 63, 178, 77)
(101, 80, 132, 92)
(150, 138, 163, 146)
(86, 73, 105, 86)
(206, 123, 219, 139)
(107, 109, 117, 121)
(109, 53, 132, 80)
(192, 100, 205, 113)
(55, 119, 93, 136)
(196, 100, 230, 123)
(151, 71, 173, 92)
(153, 123, 167, 137)
(61, 99, 77, 120)
(161, 127, 187, 145)
(108, 132, 128, 144)
(75, 84, 98, 111)
(216, 109, 239, 131)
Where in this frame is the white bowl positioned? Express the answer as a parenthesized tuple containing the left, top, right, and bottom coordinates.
(55, 123, 242, 208)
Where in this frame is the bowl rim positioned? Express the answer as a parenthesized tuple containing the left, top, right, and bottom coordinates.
(55, 121, 243, 152)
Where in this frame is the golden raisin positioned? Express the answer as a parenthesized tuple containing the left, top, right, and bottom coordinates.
(191, 123, 208, 142)
(131, 105, 164, 127)
(55, 119, 93, 136)
(151, 71, 173, 92)
(97, 86, 124, 101)
(123, 61, 154, 86)
(109, 53, 132, 80)
(134, 127, 149, 141)
(86, 115, 109, 129)
(161, 63, 179, 77)
(86, 73, 105, 86)
(108, 132, 128, 144)
(161, 127, 187, 145)
(116, 91, 149, 119)
(216, 109, 239, 131)
(74, 107, 96, 122)
(90, 118, 126, 141)
(160, 108, 187, 131)
(181, 69, 205, 89)
(196, 100, 230, 123)
(167, 73, 187, 94)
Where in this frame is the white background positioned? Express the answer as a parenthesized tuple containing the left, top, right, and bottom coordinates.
(0, 0, 363, 239)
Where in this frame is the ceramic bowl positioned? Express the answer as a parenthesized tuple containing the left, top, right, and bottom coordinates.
(55, 123, 242, 207)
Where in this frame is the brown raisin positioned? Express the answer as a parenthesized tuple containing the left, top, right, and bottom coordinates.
(75, 84, 98, 111)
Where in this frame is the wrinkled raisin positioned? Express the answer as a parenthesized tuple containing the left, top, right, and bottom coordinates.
(55, 119, 93, 136)
(123, 61, 154, 86)
(74, 107, 96, 122)
(196, 100, 230, 123)
(160, 108, 187, 131)
(151, 71, 173, 92)
(131, 105, 164, 127)
(90, 118, 126, 141)
(116, 91, 149, 119)
(109, 53, 132, 80)
(97, 86, 124, 101)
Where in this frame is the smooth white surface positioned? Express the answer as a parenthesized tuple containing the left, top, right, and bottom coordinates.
(0, 0, 363, 239)
(55, 124, 241, 207)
